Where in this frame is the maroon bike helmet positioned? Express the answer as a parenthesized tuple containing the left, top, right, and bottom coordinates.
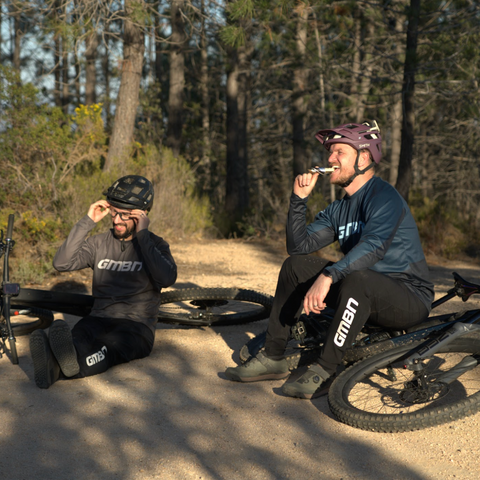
(104, 175, 154, 211)
(315, 120, 382, 164)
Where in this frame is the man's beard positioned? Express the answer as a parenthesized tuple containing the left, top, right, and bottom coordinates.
(113, 222, 135, 240)
(330, 165, 356, 187)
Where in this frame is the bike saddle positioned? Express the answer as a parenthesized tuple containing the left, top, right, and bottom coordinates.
(452, 272, 480, 302)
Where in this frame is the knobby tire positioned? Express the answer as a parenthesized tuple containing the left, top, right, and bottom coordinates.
(158, 288, 273, 326)
(328, 338, 480, 432)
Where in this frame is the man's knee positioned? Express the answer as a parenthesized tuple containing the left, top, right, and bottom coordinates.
(339, 270, 374, 296)
(280, 255, 329, 279)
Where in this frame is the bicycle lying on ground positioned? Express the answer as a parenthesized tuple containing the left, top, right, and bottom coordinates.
(0, 215, 54, 364)
(1, 214, 273, 364)
(240, 272, 480, 432)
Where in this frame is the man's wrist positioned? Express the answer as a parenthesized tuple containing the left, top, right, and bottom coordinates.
(322, 270, 333, 281)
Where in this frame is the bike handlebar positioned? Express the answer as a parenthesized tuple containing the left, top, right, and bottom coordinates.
(6, 214, 14, 240)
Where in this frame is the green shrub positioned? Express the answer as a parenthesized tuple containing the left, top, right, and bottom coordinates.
(142, 146, 213, 238)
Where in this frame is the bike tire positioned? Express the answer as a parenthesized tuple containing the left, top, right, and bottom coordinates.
(158, 288, 273, 326)
(328, 338, 480, 432)
(9, 306, 54, 336)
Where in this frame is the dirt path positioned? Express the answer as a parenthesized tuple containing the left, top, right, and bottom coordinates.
(2, 239, 480, 479)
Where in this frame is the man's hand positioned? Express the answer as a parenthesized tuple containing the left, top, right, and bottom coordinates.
(129, 210, 150, 233)
(293, 172, 320, 199)
(304, 273, 333, 315)
(88, 200, 110, 223)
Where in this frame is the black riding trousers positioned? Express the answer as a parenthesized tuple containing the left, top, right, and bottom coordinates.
(70, 316, 155, 378)
(265, 255, 429, 375)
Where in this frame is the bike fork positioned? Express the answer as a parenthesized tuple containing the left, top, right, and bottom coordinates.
(404, 322, 480, 384)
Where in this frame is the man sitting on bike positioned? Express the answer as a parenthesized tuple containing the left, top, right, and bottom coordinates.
(225, 120, 435, 399)
(29, 175, 177, 389)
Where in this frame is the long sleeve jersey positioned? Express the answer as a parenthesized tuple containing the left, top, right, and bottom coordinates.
(287, 176, 434, 310)
(53, 215, 177, 332)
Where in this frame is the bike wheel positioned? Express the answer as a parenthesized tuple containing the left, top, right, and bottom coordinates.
(9, 306, 54, 336)
(239, 330, 323, 370)
(158, 288, 273, 326)
(328, 340, 480, 432)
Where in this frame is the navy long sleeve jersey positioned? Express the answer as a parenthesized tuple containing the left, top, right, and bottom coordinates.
(287, 176, 434, 310)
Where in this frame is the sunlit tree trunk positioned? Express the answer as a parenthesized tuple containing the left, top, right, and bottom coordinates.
(292, 5, 309, 176)
(389, 14, 406, 186)
(105, 0, 145, 170)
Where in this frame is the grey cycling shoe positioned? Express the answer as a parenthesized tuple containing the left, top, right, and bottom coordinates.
(282, 363, 331, 399)
(30, 329, 61, 389)
(48, 320, 80, 378)
(225, 351, 290, 382)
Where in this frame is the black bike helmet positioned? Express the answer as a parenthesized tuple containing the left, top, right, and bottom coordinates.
(104, 175, 154, 211)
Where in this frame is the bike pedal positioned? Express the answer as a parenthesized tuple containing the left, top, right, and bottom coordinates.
(291, 321, 306, 342)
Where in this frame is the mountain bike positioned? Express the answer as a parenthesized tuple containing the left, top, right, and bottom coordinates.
(239, 272, 480, 432)
(14, 286, 273, 327)
(0, 215, 54, 364)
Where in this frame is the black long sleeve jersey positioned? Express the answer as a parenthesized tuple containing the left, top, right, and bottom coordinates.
(53, 215, 177, 333)
(287, 176, 434, 311)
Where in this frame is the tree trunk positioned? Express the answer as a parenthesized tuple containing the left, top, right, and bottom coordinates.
(166, 0, 186, 157)
(11, 4, 22, 70)
(154, 2, 163, 85)
(62, 37, 69, 115)
(237, 45, 249, 212)
(85, 30, 98, 105)
(292, 6, 309, 176)
(389, 14, 406, 185)
(102, 24, 112, 127)
(355, 21, 375, 122)
(389, 96, 403, 185)
(104, 0, 145, 170)
(395, 0, 420, 201)
(225, 47, 240, 219)
(200, 0, 211, 179)
(54, 34, 61, 108)
(0, 2, 2, 63)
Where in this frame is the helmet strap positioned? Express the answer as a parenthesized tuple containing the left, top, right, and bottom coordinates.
(339, 150, 375, 188)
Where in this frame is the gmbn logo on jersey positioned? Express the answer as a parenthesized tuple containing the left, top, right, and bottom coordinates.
(86, 346, 108, 366)
(338, 221, 365, 240)
(97, 259, 143, 271)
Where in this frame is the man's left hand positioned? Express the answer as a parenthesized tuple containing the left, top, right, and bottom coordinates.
(304, 273, 333, 315)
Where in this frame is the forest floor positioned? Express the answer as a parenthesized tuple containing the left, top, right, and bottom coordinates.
(2, 238, 480, 479)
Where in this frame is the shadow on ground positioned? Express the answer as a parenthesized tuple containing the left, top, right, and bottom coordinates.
(1, 316, 430, 480)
